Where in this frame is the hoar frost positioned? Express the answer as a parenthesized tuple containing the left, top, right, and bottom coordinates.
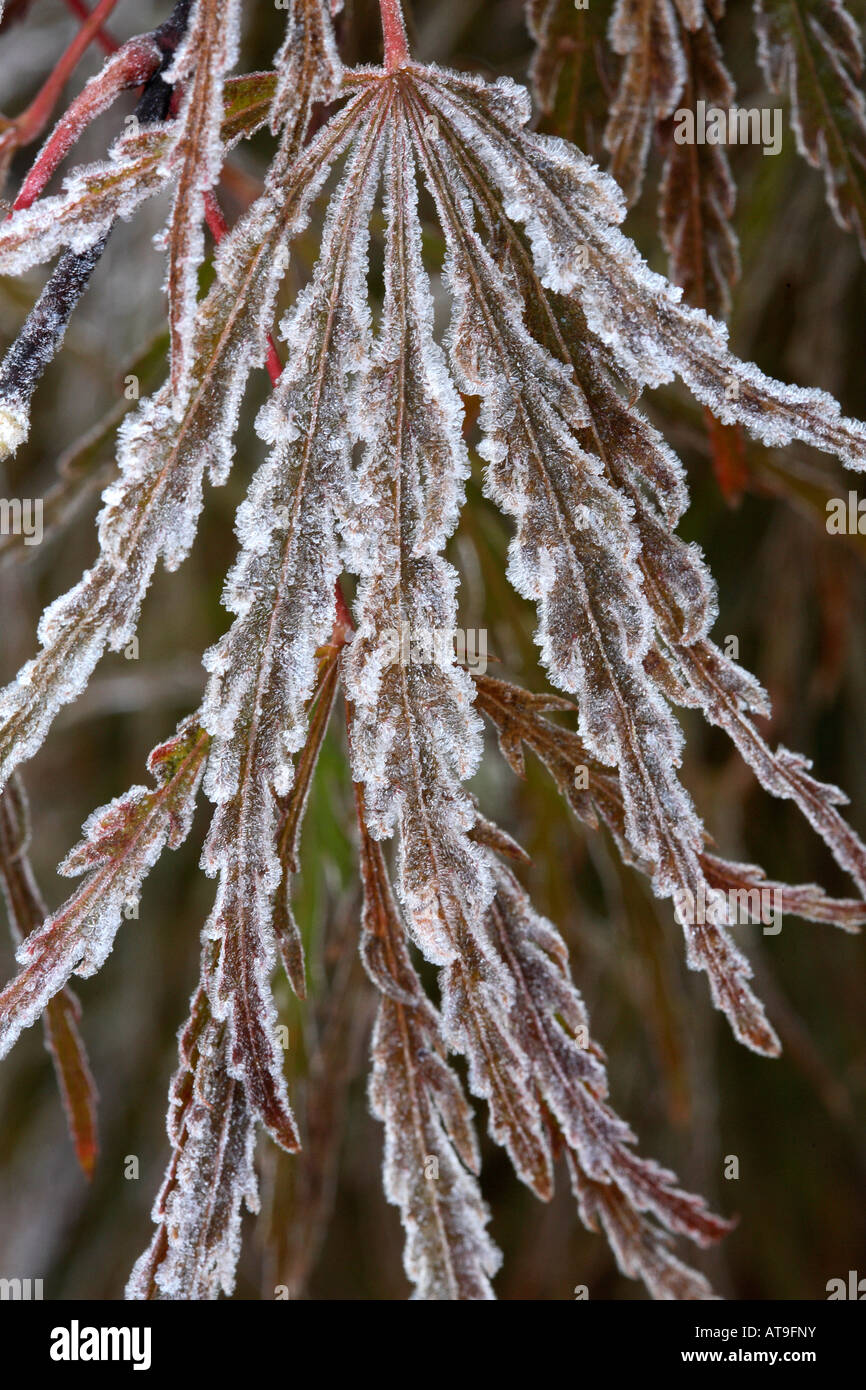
(1, 0, 866, 1303)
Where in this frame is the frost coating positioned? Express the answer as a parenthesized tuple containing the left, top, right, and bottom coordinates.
(197, 95, 391, 1156)
(270, 0, 345, 140)
(405, 73, 776, 1054)
(361, 821, 500, 1299)
(0, 21, 865, 1304)
(343, 112, 493, 975)
(0, 401, 27, 462)
(400, 59, 866, 1053)
(126, 981, 260, 1301)
(0, 722, 207, 1061)
(0, 125, 176, 279)
(0, 94, 368, 798)
(163, 0, 243, 411)
(489, 859, 729, 1297)
(414, 64, 866, 468)
(604, 0, 694, 207)
(754, 0, 866, 254)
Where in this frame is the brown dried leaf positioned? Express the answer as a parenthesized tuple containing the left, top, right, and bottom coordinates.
(165, 0, 242, 406)
(605, 0, 695, 205)
(0, 777, 99, 1176)
(358, 793, 500, 1299)
(0, 721, 208, 1061)
(659, 16, 739, 316)
(127, 971, 259, 1300)
(527, 0, 611, 155)
(755, 0, 866, 255)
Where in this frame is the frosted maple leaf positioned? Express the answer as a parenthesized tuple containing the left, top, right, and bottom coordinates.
(0, 0, 864, 1301)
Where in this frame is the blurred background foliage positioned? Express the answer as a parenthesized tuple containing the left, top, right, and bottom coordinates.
(0, 0, 864, 1299)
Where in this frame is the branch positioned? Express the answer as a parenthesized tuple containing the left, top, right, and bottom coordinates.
(0, 0, 195, 463)
(13, 34, 162, 212)
(378, 0, 410, 71)
(62, 0, 119, 56)
(0, 0, 121, 176)
(0, 776, 99, 1176)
